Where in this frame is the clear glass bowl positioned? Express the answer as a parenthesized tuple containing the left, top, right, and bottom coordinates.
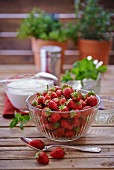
(2, 76, 54, 112)
(26, 90, 100, 142)
(67, 74, 101, 94)
(95, 96, 114, 124)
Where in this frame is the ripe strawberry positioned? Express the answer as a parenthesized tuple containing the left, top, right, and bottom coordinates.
(63, 87, 73, 99)
(42, 91, 47, 97)
(76, 101, 83, 110)
(73, 118, 80, 127)
(43, 94, 51, 105)
(48, 100, 58, 111)
(29, 140, 45, 149)
(86, 96, 98, 107)
(65, 130, 75, 138)
(71, 91, 81, 102)
(37, 96, 44, 105)
(36, 151, 49, 165)
(82, 106, 92, 116)
(49, 91, 57, 99)
(50, 147, 65, 159)
(55, 85, 61, 91)
(66, 99, 77, 110)
(80, 99, 86, 107)
(59, 97, 66, 105)
(60, 119, 73, 130)
(41, 107, 51, 118)
(49, 113, 61, 123)
(53, 127, 65, 137)
(56, 89, 63, 97)
(59, 105, 69, 112)
(52, 98, 60, 105)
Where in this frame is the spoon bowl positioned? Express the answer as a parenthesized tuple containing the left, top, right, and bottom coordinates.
(20, 137, 101, 153)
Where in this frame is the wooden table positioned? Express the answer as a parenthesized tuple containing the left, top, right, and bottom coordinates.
(0, 65, 114, 170)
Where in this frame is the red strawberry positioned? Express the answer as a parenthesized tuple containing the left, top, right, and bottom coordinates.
(41, 107, 52, 118)
(63, 87, 73, 99)
(49, 91, 57, 99)
(86, 96, 98, 107)
(71, 91, 81, 102)
(49, 113, 61, 123)
(60, 119, 73, 130)
(43, 94, 51, 105)
(66, 99, 77, 110)
(53, 127, 65, 137)
(82, 106, 92, 116)
(42, 91, 47, 97)
(55, 85, 61, 91)
(73, 118, 80, 127)
(36, 151, 49, 165)
(56, 89, 63, 97)
(59, 105, 69, 112)
(59, 97, 66, 105)
(65, 130, 75, 138)
(37, 96, 44, 105)
(76, 101, 83, 110)
(52, 98, 60, 105)
(80, 99, 86, 107)
(29, 140, 45, 149)
(48, 100, 58, 111)
(50, 147, 65, 159)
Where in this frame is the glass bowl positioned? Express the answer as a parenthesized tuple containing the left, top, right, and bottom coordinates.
(67, 74, 101, 94)
(26, 90, 100, 142)
(2, 76, 54, 112)
(95, 96, 114, 124)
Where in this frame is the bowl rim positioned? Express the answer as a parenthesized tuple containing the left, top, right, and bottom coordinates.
(26, 89, 101, 113)
(3, 77, 54, 90)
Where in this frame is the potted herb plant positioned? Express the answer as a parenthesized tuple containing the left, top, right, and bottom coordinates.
(17, 8, 67, 72)
(67, 0, 114, 64)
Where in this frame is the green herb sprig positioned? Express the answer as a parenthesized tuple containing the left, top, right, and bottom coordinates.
(10, 112, 31, 130)
(61, 57, 107, 83)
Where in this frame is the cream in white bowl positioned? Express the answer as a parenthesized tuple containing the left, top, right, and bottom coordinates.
(4, 78, 53, 112)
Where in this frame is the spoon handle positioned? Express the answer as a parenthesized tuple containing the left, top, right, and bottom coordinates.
(45, 145, 101, 153)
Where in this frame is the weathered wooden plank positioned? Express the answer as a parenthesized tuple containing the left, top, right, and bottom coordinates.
(0, 146, 114, 159)
(0, 126, 114, 139)
(0, 37, 31, 50)
(0, 55, 34, 64)
(0, 158, 114, 170)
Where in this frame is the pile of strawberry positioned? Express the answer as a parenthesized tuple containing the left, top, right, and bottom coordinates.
(29, 139, 65, 165)
(32, 84, 98, 139)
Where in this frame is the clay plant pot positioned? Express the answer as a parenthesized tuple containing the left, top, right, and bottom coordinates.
(78, 38, 112, 64)
(31, 37, 67, 72)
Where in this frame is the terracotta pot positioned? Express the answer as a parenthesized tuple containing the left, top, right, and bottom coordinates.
(78, 39, 112, 64)
(31, 37, 67, 72)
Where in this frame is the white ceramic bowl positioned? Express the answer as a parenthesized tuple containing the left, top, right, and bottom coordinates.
(3, 77, 54, 112)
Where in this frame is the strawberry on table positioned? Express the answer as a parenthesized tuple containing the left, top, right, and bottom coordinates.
(50, 147, 65, 159)
(29, 139, 45, 149)
(36, 151, 49, 165)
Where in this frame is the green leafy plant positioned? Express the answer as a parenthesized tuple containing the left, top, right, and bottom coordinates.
(61, 57, 107, 83)
(10, 112, 31, 130)
(67, 0, 114, 41)
(17, 8, 67, 42)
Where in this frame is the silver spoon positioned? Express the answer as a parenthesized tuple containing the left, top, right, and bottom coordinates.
(20, 137, 101, 153)
(0, 72, 58, 83)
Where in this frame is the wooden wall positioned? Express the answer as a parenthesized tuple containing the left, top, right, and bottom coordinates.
(0, 0, 114, 68)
